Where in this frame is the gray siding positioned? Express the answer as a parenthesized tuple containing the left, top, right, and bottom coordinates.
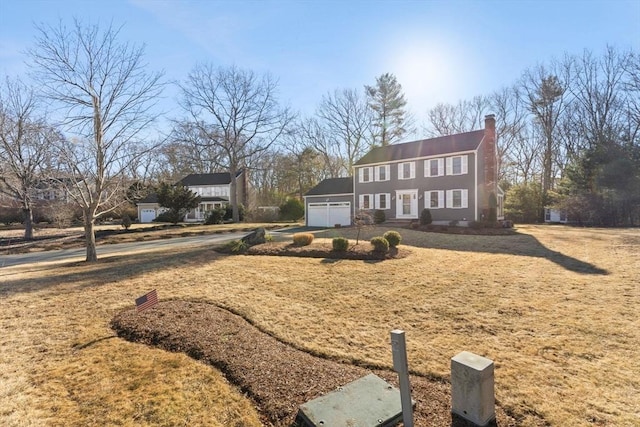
(354, 152, 478, 222)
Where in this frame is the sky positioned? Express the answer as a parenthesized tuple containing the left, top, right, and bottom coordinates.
(1, 0, 639, 130)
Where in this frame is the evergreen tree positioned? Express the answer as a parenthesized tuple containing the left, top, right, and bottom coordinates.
(365, 73, 409, 146)
(156, 183, 201, 224)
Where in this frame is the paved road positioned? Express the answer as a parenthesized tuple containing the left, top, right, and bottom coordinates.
(0, 232, 251, 269)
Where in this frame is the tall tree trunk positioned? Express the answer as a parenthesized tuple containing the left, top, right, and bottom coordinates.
(23, 207, 34, 241)
(229, 164, 239, 223)
(84, 210, 98, 262)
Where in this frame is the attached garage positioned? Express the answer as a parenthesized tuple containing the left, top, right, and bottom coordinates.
(307, 202, 351, 227)
(304, 177, 354, 228)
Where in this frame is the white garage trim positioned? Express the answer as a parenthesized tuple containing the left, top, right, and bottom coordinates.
(140, 209, 157, 223)
(307, 202, 351, 227)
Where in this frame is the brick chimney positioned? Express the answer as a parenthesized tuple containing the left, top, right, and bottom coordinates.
(483, 114, 497, 212)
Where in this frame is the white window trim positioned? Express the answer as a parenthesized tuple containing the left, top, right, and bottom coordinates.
(425, 158, 445, 177)
(359, 193, 373, 209)
(425, 190, 445, 209)
(398, 162, 415, 180)
(358, 167, 373, 183)
(375, 193, 391, 210)
(446, 155, 468, 176)
(446, 189, 469, 209)
(374, 164, 390, 182)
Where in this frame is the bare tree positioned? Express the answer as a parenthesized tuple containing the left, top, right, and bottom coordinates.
(179, 64, 294, 222)
(316, 88, 373, 175)
(28, 20, 164, 261)
(424, 96, 489, 137)
(0, 77, 60, 240)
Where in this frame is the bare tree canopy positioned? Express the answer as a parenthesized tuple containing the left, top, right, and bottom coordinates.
(179, 64, 294, 222)
(0, 77, 61, 239)
(365, 72, 411, 146)
(28, 19, 165, 261)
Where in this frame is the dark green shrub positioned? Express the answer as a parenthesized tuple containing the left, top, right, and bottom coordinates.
(120, 215, 132, 230)
(332, 237, 349, 251)
(153, 210, 179, 223)
(205, 207, 226, 224)
(420, 208, 432, 225)
(383, 230, 401, 248)
(292, 232, 314, 246)
(373, 209, 386, 224)
(279, 198, 304, 221)
(370, 236, 389, 253)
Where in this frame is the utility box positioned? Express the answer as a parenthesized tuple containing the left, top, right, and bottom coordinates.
(295, 374, 404, 427)
(451, 351, 495, 426)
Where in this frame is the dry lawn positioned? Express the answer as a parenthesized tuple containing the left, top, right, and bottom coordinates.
(1, 224, 638, 426)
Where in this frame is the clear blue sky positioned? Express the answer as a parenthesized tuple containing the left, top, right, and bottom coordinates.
(1, 0, 639, 125)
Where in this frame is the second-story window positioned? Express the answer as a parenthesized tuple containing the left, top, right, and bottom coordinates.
(446, 155, 468, 176)
(398, 162, 415, 180)
(375, 165, 389, 181)
(359, 167, 373, 183)
(425, 158, 444, 177)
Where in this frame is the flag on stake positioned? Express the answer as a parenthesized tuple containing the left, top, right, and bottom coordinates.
(135, 289, 158, 312)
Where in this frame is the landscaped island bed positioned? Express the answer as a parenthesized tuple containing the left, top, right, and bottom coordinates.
(111, 300, 534, 427)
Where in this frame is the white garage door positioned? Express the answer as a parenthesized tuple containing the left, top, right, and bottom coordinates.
(140, 209, 157, 223)
(307, 202, 351, 227)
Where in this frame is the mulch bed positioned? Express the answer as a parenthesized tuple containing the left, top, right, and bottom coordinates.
(111, 301, 546, 426)
(243, 242, 411, 261)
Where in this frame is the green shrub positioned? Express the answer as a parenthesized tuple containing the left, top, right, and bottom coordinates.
(205, 207, 226, 224)
(332, 237, 349, 251)
(120, 215, 132, 230)
(383, 230, 401, 248)
(224, 204, 245, 222)
(292, 232, 314, 246)
(370, 236, 389, 253)
(279, 198, 304, 221)
(373, 209, 386, 224)
(420, 208, 432, 225)
(154, 210, 179, 223)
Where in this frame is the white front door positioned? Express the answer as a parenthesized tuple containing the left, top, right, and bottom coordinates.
(396, 190, 418, 219)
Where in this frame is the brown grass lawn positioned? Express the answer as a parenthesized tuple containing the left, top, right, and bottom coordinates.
(0, 224, 638, 426)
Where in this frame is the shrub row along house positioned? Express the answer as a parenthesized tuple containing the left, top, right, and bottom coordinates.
(136, 170, 249, 223)
(304, 114, 504, 227)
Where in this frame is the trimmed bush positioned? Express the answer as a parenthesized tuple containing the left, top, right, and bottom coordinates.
(420, 208, 432, 225)
(383, 230, 401, 248)
(120, 215, 132, 230)
(332, 237, 349, 251)
(292, 232, 314, 246)
(370, 236, 389, 253)
(205, 207, 226, 224)
(373, 209, 386, 224)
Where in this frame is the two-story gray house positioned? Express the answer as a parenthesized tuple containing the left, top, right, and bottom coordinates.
(304, 114, 503, 227)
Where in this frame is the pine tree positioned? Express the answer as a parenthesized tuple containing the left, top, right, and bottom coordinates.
(365, 73, 409, 146)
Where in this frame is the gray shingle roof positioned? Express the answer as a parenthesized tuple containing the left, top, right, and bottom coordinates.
(354, 129, 484, 166)
(178, 172, 240, 186)
(305, 177, 353, 196)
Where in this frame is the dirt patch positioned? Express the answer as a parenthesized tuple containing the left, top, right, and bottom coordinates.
(243, 241, 410, 261)
(111, 301, 544, 426)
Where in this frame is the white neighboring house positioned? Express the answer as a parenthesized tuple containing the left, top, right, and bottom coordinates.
(544, 208, 569, 223)
(137, 170, 249, 223)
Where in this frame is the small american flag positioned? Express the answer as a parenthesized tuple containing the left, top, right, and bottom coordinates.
(135, 289, 158, 312)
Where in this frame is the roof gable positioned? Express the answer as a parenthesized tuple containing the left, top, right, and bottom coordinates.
(305, 177, 353, 196)
(354, 129, 484, 166)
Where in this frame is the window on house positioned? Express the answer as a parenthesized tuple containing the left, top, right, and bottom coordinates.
(425, 158, 444, 177)
(545, 209, 551, 221)
(375, 193, 390, 209)
(398, 162, 415, 180)
(446, 155, 468, 175)
(446, 189, 468, 209)
(359, 167, 373, 183)
(375, 165, 389, 181)
(359, 194, 373, 209)
(425, 190, 444, 209)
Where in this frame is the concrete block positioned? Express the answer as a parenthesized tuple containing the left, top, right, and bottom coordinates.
(451, 351, 495, 426)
